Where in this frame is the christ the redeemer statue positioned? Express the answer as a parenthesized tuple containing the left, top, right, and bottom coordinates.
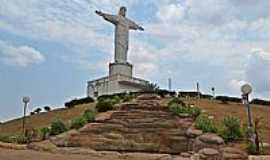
(96, 7, 144, 63)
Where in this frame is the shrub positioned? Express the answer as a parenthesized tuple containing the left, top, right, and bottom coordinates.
(200, 94, 213, 99)
(169, 103, 201, 119)
(40, 127, 50, 140)
(34, 108, 42, 113)
(83, 109, 95, 123)
(178, 91, 200, 98)
(168, 97, 186, 107)
(65, 97, 95, 108)
(195, 114, 218, 133)
(143, 82, 159, 92)
(156, 89, 176, 98)
(96, 99, 114, 112)
(122, 94, 134, 102)
(215, 96, 242, 103)
(247, 142, 259, 155)
(70, 116, 87, 129)
(50, 119, 67, 135)
(251, 98, 270, 106)
(111, 96, 121, 105)
(0, 134, 12, 143)
(44, 106, 51, 112)
(220, 116, 243, 142)
(14, 134, 29, 144)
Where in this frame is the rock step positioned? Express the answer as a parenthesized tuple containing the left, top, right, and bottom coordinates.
(72, 135, 188, 154)
(110, 110, 173, 119)
(120, 102, 167, 111)
(79, 122, 189, 134)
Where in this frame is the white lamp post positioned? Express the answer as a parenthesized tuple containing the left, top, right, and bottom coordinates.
(241, 84, 253, 128)
(22, 96, 30, 135)
(241, 84, 256, 146)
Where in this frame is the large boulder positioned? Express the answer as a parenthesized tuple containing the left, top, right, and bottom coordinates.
(50, 130, 80, 147)
(193, 133, 224, 152)
(198, 148, 220, 160)
(220, 147, 248, 160)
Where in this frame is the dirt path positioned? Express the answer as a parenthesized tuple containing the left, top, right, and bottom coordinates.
(0, 148, 99, 160)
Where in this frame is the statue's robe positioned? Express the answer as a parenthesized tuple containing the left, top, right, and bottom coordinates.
(101, 14, 142, 63)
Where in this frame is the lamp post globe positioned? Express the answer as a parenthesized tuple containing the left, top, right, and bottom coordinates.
(23, 96, 30, 103)
(241, 84, 252, 95)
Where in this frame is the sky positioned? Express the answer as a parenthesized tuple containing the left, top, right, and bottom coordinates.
(1, 0, 270, 122)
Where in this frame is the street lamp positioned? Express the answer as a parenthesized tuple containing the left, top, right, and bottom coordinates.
(211, 87, 215, 100)
(22, 96, 30, 135)
(241, 84, 255, 146)
(241, 84, 253, 128)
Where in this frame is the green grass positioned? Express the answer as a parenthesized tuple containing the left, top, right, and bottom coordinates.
(0, 103, 95, 135)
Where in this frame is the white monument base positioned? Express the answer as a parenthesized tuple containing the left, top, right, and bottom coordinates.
(87, 74, 148, 98)
(109, 62, 132, 77)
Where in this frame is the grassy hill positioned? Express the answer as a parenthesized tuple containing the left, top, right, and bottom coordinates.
(0, 103, 95, 135)
(0, 98, 270, 153)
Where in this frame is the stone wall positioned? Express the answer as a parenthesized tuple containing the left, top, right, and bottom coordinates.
(40, 94, 249, 160)
(51, 94, 193, 154)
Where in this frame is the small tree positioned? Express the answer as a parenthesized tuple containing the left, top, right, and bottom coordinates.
(220, 116, 243, 142)
(70, 117, 87, 129)
(195, 114, 217, 133)
(44, 106, 51, 112)
(50, 119, 67, 135)
(83, 109, 95, 123)
(96, 99, 113, 112)
(143, 82, 159, 92)
(34, 108, 42, 113)
(40, 127, 50, 140)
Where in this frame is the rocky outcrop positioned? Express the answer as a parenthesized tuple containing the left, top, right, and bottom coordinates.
(198, 148, 220, 160)
(50, 94, 193, 154)
(220, 147, 248, 160)
(28, 94, 248, 160)
(193, 133, 225, 152)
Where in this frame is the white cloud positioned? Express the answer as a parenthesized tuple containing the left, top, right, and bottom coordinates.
(130, 43, 159, 79)
(0, 40, 45, 67)
(157, 3, 185, 23)
(1, 0, 270, 97)
(246, 48, 270, 95)
(228, 79, 248, 93)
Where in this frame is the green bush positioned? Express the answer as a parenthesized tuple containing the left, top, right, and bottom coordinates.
(83, 109, 95, 123)
(122, 94, 134, 102)
(50, 119, 67, 135)
(169, 103, 201, 118)
(168, 97, 186, 107)
(220, 116, 243, 142)
(0, 134, 28, 144)
(96, 99, 114, 112)
(12, 135, 29, 144)
(247, 142, 259, 155)
(70, 116, 87, 129)
(40, 127, 50, 140)
(0, 134, 12, 143)
(195, 114, 218, 133)
(111, 96, 121, 105)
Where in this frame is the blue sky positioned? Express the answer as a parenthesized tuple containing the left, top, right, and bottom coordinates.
(1, 0, 270, 121)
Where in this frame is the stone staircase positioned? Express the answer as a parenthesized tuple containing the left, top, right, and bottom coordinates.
(51, 94, 193, 154)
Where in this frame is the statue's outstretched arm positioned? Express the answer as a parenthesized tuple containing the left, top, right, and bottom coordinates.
(128, 19, 144, 31)
(95, 10, 118, 24)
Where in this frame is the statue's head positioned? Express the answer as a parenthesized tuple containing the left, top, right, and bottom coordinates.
(119, 6, 127, 17)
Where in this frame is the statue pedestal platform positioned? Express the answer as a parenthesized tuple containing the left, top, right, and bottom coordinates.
(87, 74, 148, 98)
(109, 62, 133, 77)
